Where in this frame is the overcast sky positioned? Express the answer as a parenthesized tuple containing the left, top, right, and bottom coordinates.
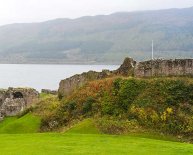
(0, 0, 193, 25)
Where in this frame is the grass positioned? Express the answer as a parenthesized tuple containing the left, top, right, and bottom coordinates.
(0, 133, 192, 155)
(39, 93, 56, 99)
(127, 132, 180, 142)
(0, 113, 41, 134)
(0, 117, 192, 154)
(66, 118, 100, 134)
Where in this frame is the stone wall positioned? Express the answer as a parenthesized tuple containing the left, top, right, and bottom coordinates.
(135, 59, 193, 77)
(58, 57, 193, 98)
(114, 57, 136, 76)
(58, 70, 112, 98)
(0, 87, 39, 117)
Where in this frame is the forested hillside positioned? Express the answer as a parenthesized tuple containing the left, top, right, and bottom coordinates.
(0, 7, 193, 64)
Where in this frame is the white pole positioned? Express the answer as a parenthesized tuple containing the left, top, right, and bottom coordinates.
(152, 40, 154, 60)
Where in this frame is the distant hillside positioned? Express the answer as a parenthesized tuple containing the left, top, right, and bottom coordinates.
(0, 7, 193, 64)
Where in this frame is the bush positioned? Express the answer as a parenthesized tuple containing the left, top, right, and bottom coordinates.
(163, 80, 193, 106)
(112, 78, 122, 95)
(96, 116, 139, 134)
(40, 77, 193, 137)
(67, 101, 77, 111)
(116, 79, 146, 111)
(82, 97, 95, 114)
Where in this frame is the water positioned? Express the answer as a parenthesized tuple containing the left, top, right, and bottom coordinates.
(0, 64, 119, 91)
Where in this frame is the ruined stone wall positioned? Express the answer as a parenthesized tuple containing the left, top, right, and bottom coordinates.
(114, 57, 136, 76)
(135, 59, 193, 77)
(58, 70, 112, 98)
(0, 87, 39, 117)
(58, 57, 138, 98)
(58, 57, 193, 98)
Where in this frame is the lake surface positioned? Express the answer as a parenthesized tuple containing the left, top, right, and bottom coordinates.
(0, 64, 119, 91)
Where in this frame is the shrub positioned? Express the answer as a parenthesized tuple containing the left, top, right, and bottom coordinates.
(112, 78, 122, 95)
(165, 80, 191, 106)
(116, 79, 146, 111)
(82, 97, 95, 114)
(67, 101, 77, 111)
(39, 77, 193, 137)
(96, 116, 139, 134)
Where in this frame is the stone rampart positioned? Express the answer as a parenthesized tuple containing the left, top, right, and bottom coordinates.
(58, 70, 112, 98)
(135, 59, 193, 77)
(58, 57, 193, 98)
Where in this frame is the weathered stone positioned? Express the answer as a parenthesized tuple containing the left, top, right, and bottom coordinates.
(58, 57, 137, 98)
(114, 57, 136, 76)
(135, 59, 193, 77)
(1, 98, 25, 116)
(41, 89, 58, 95)
(58, 70, 112, 98)
(0, 87, 39, 117)
(58, 57, 193, 99)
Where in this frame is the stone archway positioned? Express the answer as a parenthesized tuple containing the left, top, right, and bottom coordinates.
(13, 92, 24, 99)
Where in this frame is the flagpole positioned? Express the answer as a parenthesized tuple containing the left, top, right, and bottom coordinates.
(152, 40, 154, 60)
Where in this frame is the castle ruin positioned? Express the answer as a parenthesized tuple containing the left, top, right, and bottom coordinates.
(58, 58, 193, 98)
(0, 87, 39, 119)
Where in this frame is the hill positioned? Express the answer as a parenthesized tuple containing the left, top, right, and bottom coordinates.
(0, 7, 193, 64)
(39, 77, 193, 142)
(0, 113, 40, 133)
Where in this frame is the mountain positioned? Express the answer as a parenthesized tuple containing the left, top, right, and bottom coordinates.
(0, 7, 193, 64)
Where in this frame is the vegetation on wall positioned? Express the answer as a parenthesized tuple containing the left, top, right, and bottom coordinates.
(39, 77, 193, 141)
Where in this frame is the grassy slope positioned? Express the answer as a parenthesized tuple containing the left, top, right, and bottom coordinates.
(0, 133, 192, 155)
(0, 116, 192, 154)
(0, 113, 41, 133)
(66, 118, 100, 134)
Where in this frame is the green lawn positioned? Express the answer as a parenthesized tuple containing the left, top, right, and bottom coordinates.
(0, 116, 193, 155)
(66, 118, 100, 134)
(0, 113, 40, 133)
(0, 133, 192, 155)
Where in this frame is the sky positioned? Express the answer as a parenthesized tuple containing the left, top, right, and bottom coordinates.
(0, 0, 193, 25)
